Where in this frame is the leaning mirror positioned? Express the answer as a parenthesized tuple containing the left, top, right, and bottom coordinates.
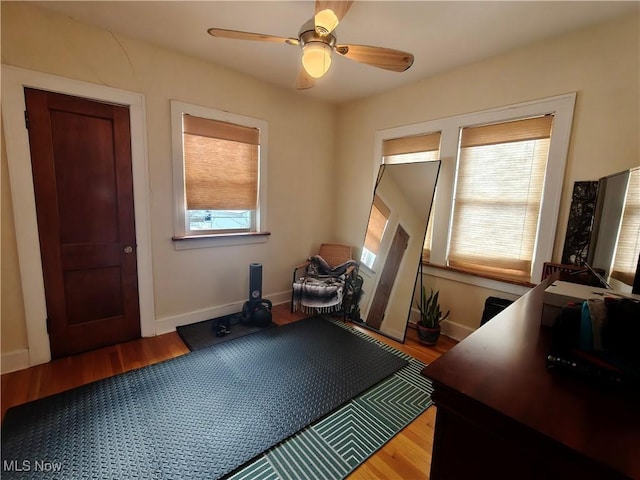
(588, 166, 640, 293)
(355, 160, 440, 341)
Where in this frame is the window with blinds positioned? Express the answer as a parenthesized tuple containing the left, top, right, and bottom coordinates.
(170, 100, 269, 244)
(181, 113, 260, 234)
(448, 115, 553, 281)
(361, 195, 391, 269)
(171, 101, 267, 242)
(381, 131, 441, 262)
(610, 167, 640, 286)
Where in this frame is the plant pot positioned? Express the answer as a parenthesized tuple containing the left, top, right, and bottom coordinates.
(417, 324, 440, 345)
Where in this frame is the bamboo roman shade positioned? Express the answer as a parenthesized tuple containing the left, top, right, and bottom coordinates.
(382, 132, 441, 157)
(448, 116, 553, 280)
(610, 168, 640, 285)
(364, 196, 391, 255)
(460, 116, 553, 148)
(183, 114, 259, 211)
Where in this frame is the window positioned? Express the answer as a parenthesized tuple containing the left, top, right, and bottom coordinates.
(171, 101, 268, 247)
(374, 93, 576, 285)
(610, 167, 640, 286)
(361, 195, 391, 269)
(448, 116, 553, 281)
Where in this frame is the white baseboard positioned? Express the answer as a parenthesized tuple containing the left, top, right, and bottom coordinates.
(408, 308, 475, 342)
(1, 348, 30, 374)
(440, 319, 475, 342)
(155, 290, 291, 335)
(0, 291, 292, 373)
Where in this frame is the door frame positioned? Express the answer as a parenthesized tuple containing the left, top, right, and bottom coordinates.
(366, 223, 409, 330)
(2, 65, 156, 366)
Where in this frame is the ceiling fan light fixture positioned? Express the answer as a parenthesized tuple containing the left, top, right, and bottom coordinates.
(314, 8, 339, 35)
(208, 1, 414, 90)
(302, 42, 332, 78)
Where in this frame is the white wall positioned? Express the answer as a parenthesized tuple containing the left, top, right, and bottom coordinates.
(335, 13, 640, 335)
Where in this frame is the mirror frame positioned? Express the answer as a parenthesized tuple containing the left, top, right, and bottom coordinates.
(355, 160, 440, 342)
(587, 167, 640, 293)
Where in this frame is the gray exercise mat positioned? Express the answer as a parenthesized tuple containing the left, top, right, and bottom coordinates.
(1, 316, 407, 479)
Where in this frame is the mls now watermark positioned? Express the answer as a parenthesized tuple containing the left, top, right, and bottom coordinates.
(3, 460, 63, 473)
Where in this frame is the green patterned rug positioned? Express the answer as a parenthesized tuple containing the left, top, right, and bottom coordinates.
(227, 321, 433, 480)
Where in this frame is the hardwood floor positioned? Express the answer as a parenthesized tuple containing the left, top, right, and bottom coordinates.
(1, 304, 457, 479)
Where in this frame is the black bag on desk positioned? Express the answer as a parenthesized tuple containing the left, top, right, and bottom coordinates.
(547, 297, 640, 387)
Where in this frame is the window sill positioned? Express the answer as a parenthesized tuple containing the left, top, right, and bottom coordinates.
(422, 262, 534, 296)
(172, 231, 271, 250)
(359, 263, 376, 276)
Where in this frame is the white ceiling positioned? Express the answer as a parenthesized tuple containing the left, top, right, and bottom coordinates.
(33, 1, 638, 104)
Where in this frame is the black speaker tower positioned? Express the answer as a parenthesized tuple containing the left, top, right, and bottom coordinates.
(242, 263, 272, 327)
(249, 263, 263, 301)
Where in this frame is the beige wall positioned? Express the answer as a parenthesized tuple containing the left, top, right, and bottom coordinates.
(1, 3, 337, 355)
(335, 13, 640, 333)
(2, 4, 638, 360)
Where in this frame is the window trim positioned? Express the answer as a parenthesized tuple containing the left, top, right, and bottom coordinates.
(373, 93, 576, 285)
(170, 100, 268, 248)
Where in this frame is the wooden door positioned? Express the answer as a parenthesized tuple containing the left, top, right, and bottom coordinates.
(25, 88, 141, 358)
(367, 225, 409, 330)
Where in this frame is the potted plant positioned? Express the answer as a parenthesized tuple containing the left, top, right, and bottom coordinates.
(415, 286, 450, 345)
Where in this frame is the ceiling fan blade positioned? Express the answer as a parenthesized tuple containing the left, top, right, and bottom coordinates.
(314, 0, 354, 35)
(295, 67, 316, 90)
(207, 28, 298, 45)
(335, 44, 414, 72)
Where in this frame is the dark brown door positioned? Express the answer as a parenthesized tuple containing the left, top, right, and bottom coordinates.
(25, 88, 141, 358)
(367, 225, 409, 330)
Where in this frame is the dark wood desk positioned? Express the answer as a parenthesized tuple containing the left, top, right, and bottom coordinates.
(422, 278, 640, 480)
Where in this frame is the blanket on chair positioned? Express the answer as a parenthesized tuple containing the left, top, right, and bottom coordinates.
(292, 256, 358, 314)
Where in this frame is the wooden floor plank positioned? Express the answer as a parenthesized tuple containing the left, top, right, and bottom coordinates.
(1, 304, 455, 479)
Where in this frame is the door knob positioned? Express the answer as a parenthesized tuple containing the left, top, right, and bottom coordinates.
(123, 245, 134, 254)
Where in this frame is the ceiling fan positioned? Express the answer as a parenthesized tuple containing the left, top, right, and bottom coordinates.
(207, 0, 414, 90)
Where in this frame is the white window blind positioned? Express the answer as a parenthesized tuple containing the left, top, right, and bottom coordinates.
(448, 116, 553, 281)
(183, 114, 259, 212)
(610, 167, 640, 285)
